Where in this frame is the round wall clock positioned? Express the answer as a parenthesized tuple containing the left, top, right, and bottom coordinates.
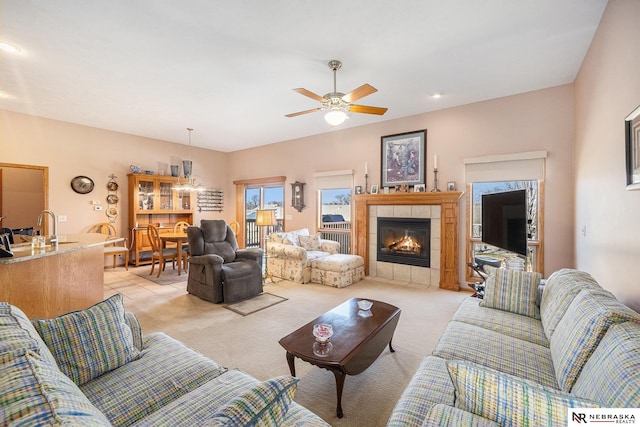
(70, 176, 95, 194)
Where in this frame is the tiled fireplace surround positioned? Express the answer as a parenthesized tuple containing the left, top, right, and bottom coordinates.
(369, 204, 440, 287)
(353, 192, 463, 290)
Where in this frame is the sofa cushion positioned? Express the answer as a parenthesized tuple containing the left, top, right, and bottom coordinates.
(129, 369, 329, 427)
(0, 348, 111, 426)
(206, 376, 298, 426)
(422, 404, 499, 427)
(432, 321, 558, 388)
(447, 360, 599, 427)
(81, 332, 227, 426)
(480, 268, 542, 319)
(539, 268, 610, 338)
(32, 293, 141, 386)
(452, 298, 549, 347)
(387, 356, 456, 427)
(299, 234, 321, 250)
(550, 289, 640, 392)
(572, 321, 640, 407)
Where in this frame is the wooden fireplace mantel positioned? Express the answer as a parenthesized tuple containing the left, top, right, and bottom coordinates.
(353, 191, 463, 291)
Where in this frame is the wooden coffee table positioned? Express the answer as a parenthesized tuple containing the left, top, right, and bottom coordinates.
(278, 298, 401, 418)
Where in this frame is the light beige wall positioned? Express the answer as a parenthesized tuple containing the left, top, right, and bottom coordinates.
(229, 84, 575, 278)
(1, 81, 576, 285)
(574, 0, 640, 311)
(0, 110, 231, 239)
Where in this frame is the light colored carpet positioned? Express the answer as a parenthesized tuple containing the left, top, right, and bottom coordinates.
(224, 292, 288, 316)
(105, 269, 469, 426)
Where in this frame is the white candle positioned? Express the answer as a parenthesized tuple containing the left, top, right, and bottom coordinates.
(434, 155, 438, 170)
(365, 162, 368, 174)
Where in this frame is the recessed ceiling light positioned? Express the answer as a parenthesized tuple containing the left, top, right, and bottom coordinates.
(0, 92, 8, 98)
(0, 43, 21, 53)
(431, 92, 443, 99)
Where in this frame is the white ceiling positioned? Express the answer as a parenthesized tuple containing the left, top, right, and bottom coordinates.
(1, 1, 608, 152)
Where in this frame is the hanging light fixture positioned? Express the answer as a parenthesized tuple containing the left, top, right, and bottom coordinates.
(183, 128, 193, 179)
(173, 128, 198, 192)
(324, 108, 348, 126)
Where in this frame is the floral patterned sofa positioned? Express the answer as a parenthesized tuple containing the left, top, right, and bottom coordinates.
(266, 228, 340, 283)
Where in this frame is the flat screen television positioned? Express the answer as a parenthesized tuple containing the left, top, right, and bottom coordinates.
(481, 189, 527, 256)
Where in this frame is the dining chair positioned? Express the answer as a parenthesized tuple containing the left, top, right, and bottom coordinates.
(173, 221, 191, 271)
(147, 224, 178, 278)
(89, 223, 129, 270)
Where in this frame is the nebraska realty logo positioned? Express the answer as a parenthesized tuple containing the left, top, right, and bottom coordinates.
(568, 408, 638, 425)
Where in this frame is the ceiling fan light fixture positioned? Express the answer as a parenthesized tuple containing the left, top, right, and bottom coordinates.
(0, 42, 20, 53)
(324, 109, 348, 126)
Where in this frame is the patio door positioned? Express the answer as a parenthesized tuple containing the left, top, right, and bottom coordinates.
(235, 178, 284, 248)
(244, 185, 283, 248)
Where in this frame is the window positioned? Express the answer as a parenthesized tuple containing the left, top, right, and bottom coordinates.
(318, 188, 351, 253)
(467, 180, 543, 281)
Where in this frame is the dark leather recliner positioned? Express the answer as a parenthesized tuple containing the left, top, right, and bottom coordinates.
(186, 220, 263, 303)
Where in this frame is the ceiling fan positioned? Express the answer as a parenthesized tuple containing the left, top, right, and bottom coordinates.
(285, 60, 388, 126)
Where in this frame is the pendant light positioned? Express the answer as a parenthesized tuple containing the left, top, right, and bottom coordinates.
(183, 128, 193, 179)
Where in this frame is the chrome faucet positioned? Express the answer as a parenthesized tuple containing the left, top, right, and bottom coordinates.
(37, 210, 58, 244)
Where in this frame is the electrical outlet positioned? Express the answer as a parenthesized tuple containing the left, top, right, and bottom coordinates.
(58, 215, 67, 222)
(94, 205, 103, 211)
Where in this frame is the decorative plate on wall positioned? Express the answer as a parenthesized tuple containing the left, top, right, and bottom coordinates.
(70, 176, 94, 194)
(106, 194, 119, 204)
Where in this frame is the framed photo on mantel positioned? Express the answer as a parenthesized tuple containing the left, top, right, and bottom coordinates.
(625, 104, 640, 190)
(381, 129, 427, 188)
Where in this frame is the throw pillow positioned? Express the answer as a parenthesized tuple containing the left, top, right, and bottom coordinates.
(298, 234, 321, 251)
(31, 293, 141, 385)
(205, 376, 299, 426)
(480, 268, 542, 319)
(447, 360, 599, 427)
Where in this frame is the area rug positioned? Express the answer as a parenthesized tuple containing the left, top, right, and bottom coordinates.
(130, 265, 188, 286)
(224, 293, 287, 316)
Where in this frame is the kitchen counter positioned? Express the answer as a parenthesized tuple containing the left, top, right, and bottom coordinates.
(0, 233, 124, 264)
(0, 233, 123, 317)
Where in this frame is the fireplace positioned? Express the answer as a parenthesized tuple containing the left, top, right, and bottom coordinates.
(377, 217, 430, 267)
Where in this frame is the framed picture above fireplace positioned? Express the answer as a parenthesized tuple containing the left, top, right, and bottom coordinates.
(381, 129, 427, 188)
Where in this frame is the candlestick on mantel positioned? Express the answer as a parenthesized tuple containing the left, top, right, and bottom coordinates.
(365, 162, 368, 175)
(434, 155, 438, 170)
(431, 168, 441, 192)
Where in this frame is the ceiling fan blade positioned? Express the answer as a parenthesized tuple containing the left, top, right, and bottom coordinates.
(349, 104, 388, 115)
(342, 84, 377, 103)
(285, 107, 322, 118)
(292, 88, 327, 103)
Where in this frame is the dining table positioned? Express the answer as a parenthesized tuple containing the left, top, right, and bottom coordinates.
(159, 232, 188, 275)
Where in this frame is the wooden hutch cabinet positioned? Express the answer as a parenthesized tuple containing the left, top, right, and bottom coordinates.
(128, 174, 194, 266)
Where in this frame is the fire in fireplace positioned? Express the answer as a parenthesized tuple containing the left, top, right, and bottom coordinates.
(377, 217, 430, 267)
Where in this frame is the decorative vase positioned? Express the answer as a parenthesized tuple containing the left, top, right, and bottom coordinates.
(170, 165, 179, 177)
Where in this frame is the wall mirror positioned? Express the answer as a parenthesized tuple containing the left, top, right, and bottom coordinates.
(0, 163, 49, 236)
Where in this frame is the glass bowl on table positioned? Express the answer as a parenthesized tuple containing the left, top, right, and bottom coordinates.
(312, 323, 333, 357)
